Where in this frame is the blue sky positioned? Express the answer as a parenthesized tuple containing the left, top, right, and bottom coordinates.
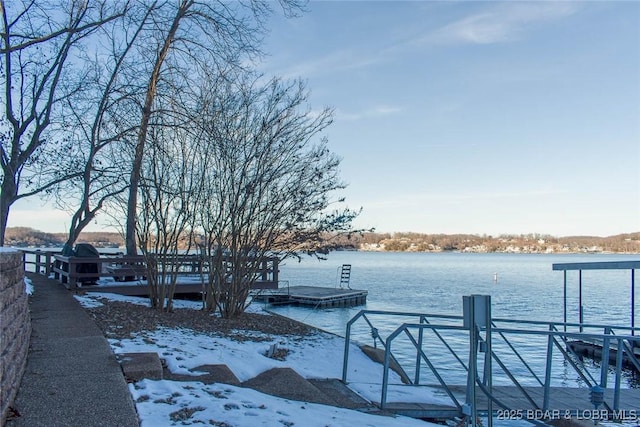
(259, 1, 640, 236)
(8, 1, 640, 237)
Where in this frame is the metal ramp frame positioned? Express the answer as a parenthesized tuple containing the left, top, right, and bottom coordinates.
(342, 300, 640, 427)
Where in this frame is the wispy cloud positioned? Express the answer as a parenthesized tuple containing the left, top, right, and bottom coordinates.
(262, 2, 582, 85)
(424, 2, 580, 45)
(274, 48, 385, 81)
(337, 105, 402, 122)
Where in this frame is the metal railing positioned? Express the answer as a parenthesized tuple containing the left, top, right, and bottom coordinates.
(342, 308, 640, 426)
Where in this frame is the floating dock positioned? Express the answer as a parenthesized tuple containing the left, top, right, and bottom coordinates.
(567, 340, 640, 371)
(254, 286, 367, 308)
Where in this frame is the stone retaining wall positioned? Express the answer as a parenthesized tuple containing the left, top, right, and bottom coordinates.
(0, 249, 30, 425)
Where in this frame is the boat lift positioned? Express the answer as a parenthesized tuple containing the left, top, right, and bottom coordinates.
(552, 260, 639, 334)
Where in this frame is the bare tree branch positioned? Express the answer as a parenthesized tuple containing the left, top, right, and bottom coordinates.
(0, 0, 129, 244)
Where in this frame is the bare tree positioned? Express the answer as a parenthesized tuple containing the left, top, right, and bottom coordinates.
(54, 1, 160, 251)
(0, 0, 302, 247)
(124, 0, 190, 255)
(123, 0, 304, 255)
(135, 94, 205, 311)
(196, 74, 359, 318)
(0, 0, 126, 245)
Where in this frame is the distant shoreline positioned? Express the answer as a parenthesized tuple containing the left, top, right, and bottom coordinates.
(5, 227, 640, 255)
(15, 245, 640, 256)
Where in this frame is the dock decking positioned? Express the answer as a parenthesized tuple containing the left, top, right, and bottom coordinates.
(380, 384, 640, 420)
(254, 286, 367, 308)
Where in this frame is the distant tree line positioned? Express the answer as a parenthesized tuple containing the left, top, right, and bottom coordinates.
(7, 227, 640, 254)
(5, 227, 122, 248)
(348, 232, 640, 253)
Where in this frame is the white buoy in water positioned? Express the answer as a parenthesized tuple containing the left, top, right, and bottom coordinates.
(493, 272, 498, 283)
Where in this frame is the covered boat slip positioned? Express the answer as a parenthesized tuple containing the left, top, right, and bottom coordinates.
(552, 260, 639, 335)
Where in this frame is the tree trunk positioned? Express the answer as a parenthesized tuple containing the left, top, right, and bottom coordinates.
(0, 174, 17, 246)
(124, 0, 190, 255)
(63, 207, 95, 251)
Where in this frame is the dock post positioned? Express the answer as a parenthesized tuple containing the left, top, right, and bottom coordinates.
(543, 324, 554, 411)
(563, 270, 567, 333)
(632, 269, 635, 338)
(467, 316, 477, 426)
(45, 252, 53, 275)
(342, 321, 352, 383)
(601, 327, 611, 388)
(614, 338, 623, 410)
(484, 298, 493, 427)
(415, 315, 424, 384)
(579, 270, 583, 332)
(34, 250, 41, 274)
(381, 339, 392, 410)
(463, 295, 491, 427)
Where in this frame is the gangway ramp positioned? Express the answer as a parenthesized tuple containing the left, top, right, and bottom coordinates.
(343, 301, 640, 425)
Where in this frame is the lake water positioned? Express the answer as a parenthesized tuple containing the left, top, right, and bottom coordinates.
(265, 252, 640, 388)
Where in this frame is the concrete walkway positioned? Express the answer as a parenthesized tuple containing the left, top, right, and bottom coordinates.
(7, 273, 138, 427)
(7, 274, 376, 426)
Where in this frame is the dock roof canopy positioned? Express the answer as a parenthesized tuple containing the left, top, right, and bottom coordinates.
(552, 260, 640, 271)
(552, 260, 638, 334)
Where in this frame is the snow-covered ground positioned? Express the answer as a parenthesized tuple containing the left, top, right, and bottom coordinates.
(74, 292, 445, 427)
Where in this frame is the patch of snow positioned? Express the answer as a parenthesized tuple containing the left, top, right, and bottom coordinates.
(93, 292, 446, 426)
(74, 292, 150, 308)
(24, 276, 34, 295)
(131, 379, 433, 427)
(245, 302, 271, 315)
(74, 294, 105, 308)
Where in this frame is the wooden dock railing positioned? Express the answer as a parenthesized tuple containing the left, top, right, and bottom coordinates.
(28, 251, 280, 291)
(52, 254, 144, 289)
(21, 249, 59, 275)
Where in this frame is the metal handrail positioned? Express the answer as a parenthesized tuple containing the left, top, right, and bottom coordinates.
(342, 309, 640, 424)
(599, 329, 640, 373)
(342, 309, 463, 382)
(422, 316, 469, 374)
(549, 324, 599, 386)
(488, 316, 638, 335)
(491, 320, 544, 387)
(343, 311, 412, 384)
(403, 328, 464, 410)
(379, 322, 468, 408)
